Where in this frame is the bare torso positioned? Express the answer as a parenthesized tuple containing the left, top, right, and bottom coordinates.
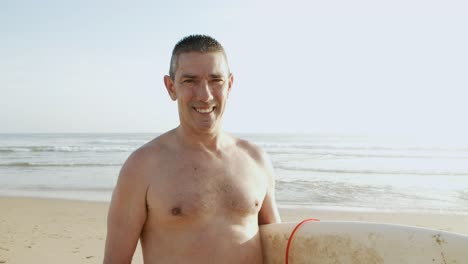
(137, 131, 270, 263)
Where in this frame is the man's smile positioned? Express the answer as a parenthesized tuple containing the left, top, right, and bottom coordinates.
(194, 106, 216, 114)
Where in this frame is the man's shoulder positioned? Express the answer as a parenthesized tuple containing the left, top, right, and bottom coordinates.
(229, 134, 275, 179)
(230, 135, 267, 164)
(125, 131, 175, 168)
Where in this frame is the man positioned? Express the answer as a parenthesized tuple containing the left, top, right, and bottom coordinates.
(104, 35, 281, 264)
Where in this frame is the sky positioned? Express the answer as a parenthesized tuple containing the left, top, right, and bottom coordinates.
(1, 0, 467, 137)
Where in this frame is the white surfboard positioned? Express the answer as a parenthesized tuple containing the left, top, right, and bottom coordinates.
(260, 221, 468, 264)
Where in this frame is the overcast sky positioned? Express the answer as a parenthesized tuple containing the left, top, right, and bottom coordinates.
(1, 0, 467, 137)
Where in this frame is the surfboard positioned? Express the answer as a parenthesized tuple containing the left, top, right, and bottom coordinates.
(260, 221, 468, 264)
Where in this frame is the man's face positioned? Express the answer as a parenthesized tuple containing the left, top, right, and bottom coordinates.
(164, 51, 233, 134)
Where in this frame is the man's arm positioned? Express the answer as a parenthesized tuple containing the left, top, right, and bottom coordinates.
(103, 150, 149, 264)
(258, 151, 282, 225)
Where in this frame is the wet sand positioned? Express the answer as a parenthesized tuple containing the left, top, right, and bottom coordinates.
(1, 197, 467, 264)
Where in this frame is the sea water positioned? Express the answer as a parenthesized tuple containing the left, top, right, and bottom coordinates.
(1, 133, 467, 214)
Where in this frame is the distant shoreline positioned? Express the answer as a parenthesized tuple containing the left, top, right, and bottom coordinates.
(2, 133, 468, 222)
(1, 194, 467, 216)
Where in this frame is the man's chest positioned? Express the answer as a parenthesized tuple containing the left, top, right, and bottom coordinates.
(146, 156, 267, 220)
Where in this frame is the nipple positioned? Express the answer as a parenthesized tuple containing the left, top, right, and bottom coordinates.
(171, 207, 182, 216)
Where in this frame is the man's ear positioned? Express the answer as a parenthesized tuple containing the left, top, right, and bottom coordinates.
(227, 73, 234, 97)
(164, 75, 177, 101)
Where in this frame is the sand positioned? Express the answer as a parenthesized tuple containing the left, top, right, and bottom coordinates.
(1, 197, 467, 264)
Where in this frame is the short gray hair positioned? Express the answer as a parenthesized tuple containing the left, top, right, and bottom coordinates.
(169, 35, 229, 79)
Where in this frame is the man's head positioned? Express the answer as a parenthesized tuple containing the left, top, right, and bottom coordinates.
(164, 35, 234, 134)
(169, 35, 230, 80)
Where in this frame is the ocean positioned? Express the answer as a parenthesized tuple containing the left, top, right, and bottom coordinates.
(1, 133, 468, 215)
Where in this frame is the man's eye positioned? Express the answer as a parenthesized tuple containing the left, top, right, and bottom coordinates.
(183, 79, 194, 83)
(212, 79, 224, 83)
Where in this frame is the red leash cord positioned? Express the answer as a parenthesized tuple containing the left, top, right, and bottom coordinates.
(285, 218, 320, 264)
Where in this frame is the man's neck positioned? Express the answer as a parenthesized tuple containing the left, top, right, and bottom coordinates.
(174, 126, 228, 152)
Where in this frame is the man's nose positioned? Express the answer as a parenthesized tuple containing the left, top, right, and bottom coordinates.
(197, 80, 213, 102)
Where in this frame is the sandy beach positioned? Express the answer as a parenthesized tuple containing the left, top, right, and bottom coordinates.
(1, 197, 468, 264)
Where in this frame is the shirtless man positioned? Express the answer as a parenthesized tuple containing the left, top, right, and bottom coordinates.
(103, 35, 281, 264)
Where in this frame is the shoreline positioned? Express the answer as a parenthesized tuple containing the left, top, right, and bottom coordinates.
(1, 197, 468, 263)
(2, 193, 467, 216)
